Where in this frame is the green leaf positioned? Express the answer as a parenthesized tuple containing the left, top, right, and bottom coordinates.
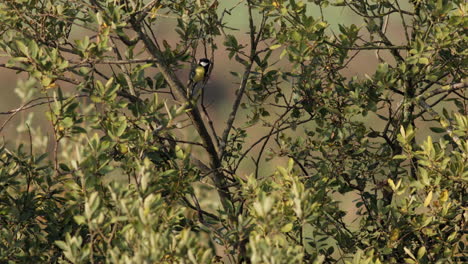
(393, 154, 407, 160)
(376, 63, 388, 75)
(419, 167, 430, 186)
(287, 158, 294, 172)
(404, 247, 416, 260)
(54, 240, 68, 251)
(353, 249, 363, 264)
(72, 126, 87, 134)
(429, 127, 445, 133)
(333, 0, 345, 6)
(229, 71, 240, 77)
(388, 179, 396, 191)
(277, 166, 288, 177)
(291, 31, 302, 41)
(417, 246, 426, 259)
(28, 41, 38, 58)
(224, 34, 238, 48)
(90, 95, 102, 103)
(418, 57, 429, 65)
(175, 145, 184, 159)
(116, 119, 127, 137)
(424, 190, 433, 207)
(61, 117, 74, 128)
(59, 163, 71, 172)
(269, 44, 282, 50)
(280, 48, 288, 59)
(16, 40, 28, 56)
(74, 215, 86, 225)
(281, 223, 293, 233)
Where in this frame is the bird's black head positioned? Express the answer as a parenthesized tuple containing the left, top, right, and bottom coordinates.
(198, 58, 211, 68)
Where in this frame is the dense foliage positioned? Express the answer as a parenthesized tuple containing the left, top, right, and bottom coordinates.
(0, 0, 466, 263)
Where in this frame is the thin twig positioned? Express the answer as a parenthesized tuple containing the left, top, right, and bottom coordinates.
(324, 40, 407, 51)
(0, 95, 87, 133)
(420, 81, 467, 100)
(219, 0, 259, 159)
(417, 99, 462, 148)
(67, 58, 159, 69)
(375, 14, 390, 61)
(234, 116, 314, 173)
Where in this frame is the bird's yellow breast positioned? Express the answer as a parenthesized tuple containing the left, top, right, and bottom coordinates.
(192, 67, 205, 82)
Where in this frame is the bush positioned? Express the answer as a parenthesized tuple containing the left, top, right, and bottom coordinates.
(0, 0, 466, 263)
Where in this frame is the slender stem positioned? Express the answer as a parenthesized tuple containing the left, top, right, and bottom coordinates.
(219, 0, 259, 160)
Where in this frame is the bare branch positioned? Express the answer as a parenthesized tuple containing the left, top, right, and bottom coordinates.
(324, 40, 407, 51)
(68, 58, 159, 68)
(420, 81, 467, 100)
(0, 95, 87, 133)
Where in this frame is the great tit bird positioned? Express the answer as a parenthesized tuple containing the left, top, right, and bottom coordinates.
(187, 58, 211, 97)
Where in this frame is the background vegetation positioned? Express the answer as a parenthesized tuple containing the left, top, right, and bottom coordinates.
(0, 0, 466, 263)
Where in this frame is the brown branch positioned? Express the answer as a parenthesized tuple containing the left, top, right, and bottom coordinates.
(67, 58, 159, 69)
(413, 81, 467, 118)
(0, 97, 50, 115)
(182, 196, 220, 222)
(200, 98, 221, 148)
(324, 40, 407, 51)
(420, 81, 467, 100)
